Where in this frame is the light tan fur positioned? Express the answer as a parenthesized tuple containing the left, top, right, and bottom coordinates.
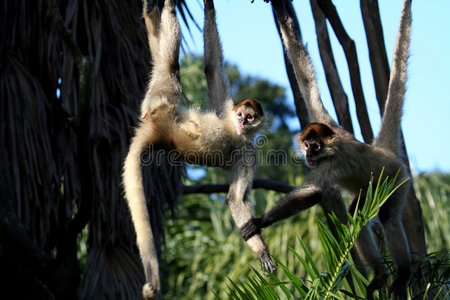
(123, 1, 275, 299)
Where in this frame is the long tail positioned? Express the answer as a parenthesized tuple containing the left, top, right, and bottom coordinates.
(374, 0, 411, 154)
(122, 124, 160, 299)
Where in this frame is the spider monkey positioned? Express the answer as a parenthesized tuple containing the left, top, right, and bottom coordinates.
(122, 0, 276, 299)
(241, 0, 413, 298)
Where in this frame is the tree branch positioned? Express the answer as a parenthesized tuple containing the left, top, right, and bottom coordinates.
(182, 179, 295, 195)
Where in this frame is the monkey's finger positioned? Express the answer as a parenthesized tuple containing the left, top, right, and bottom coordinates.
(259, 250, 277, 275)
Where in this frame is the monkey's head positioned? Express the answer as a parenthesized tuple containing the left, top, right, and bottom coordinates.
(297, 123, 335, 168)
(232, 98, 265, 136)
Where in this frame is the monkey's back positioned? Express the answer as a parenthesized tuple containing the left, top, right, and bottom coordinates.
(327, 136, 406, 194)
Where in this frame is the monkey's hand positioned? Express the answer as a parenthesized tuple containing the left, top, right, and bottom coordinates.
(259, 250, 277, 275)
(240, 217, 263, 241)
(142, 283, 156, 300)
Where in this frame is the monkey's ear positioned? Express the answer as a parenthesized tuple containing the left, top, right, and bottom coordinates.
(297, 122, 334, 142)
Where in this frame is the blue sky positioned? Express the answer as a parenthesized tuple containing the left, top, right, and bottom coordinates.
(179, 0, 450, 173)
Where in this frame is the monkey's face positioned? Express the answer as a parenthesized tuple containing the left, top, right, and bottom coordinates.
(232, 99, 264, 136)
(300, 139, 324, 168)
(297, 123, 335, 168)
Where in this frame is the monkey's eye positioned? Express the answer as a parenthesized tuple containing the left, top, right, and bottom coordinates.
(246, 114, 254, 121)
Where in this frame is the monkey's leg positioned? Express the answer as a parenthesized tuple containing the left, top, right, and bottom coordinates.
(355, 225, 389, 300)
(382, 220, 411, 299)
(349, 195, 389, 300)
(271, 0, 338, 127)
(143, 0, 160, 61)
(203, 0, 232, 116)
(142, 0, 181, 118)
(227, 157, 277, 274)
(320, 187, 368, 294)
(379, 197, 412, 300)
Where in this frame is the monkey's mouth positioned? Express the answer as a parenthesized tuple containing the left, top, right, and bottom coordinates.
(237, 123, 247, 132)
(306, 158, 316, 166)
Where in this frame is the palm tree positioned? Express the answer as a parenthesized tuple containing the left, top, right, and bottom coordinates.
(1, 0, 184, 298)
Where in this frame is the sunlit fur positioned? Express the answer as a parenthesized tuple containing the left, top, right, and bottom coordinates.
(242, 0, 413, 298)
(122, 1, 275, 299)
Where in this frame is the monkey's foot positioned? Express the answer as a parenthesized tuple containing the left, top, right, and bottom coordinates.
(240, 218, 262, 241)
(142, 283, 157, 300)
(259, 250, 277, 275)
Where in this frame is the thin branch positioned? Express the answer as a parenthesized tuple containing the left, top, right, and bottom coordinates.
(182, 179, 295, 195)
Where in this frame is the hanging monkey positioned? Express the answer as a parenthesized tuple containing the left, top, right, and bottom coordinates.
(122, 0, 276, 299)
(241, 0, 413, 298)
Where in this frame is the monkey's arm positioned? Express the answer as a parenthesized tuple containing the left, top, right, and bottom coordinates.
(240, 184, 322, 241)
(203, 0, 233, 117)
(226, 152, 277, 274)
(271, 0, 337, 127)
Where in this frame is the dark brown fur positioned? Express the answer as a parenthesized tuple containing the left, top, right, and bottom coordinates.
(297, 122, 334, 142)
(242, 1, 414, 299)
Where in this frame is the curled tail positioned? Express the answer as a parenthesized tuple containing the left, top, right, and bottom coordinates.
(122, 124, 160, 299)
(374, 0, 411, 154)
